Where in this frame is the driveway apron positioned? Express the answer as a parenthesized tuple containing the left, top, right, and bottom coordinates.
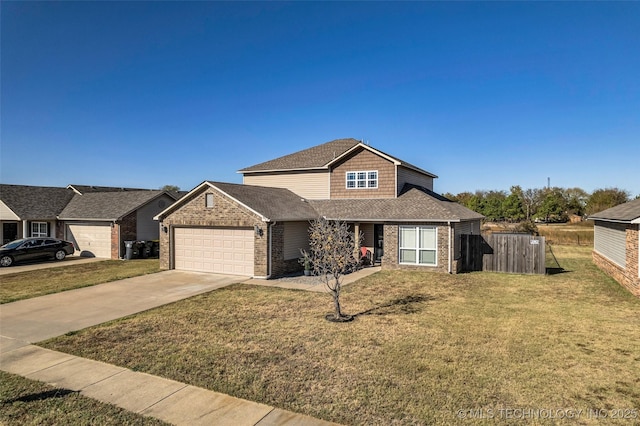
(0, 270, 242, 346)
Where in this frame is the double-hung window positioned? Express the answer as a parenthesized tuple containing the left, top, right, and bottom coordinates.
(399, 226, 437, 266)
(346, 170, 378, 189)
(31, 222, 48, 237)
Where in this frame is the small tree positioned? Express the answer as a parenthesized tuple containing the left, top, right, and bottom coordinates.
(302, 218, 362, 322)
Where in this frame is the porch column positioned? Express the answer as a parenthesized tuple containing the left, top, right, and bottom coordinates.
(353, 222, 360, 259)
(22, 220, 29, 238)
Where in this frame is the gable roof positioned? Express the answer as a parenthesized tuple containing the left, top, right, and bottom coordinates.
(154, 181, 319, 222)
(0, 184, 75, 220)
(59, 191, 175, 221)
(309, 184, 483, 222)
(67, 184, 155, 194)
(589, 198, 640, 224)
(156, 181, 482, 224)
(239, 138, 437, 178)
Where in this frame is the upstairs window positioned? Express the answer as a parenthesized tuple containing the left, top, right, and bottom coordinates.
(346, 170, 378, 189)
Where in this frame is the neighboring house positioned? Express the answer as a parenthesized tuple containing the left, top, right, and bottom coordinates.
(0, 184, 75, 244)
(155, 138, 483, 278)
(589, 198, 640, 297)
(59, 190, 178, 259)
(0, 184, 178, 259)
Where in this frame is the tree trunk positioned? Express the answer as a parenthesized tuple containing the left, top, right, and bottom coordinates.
(332, 280, 342, 319)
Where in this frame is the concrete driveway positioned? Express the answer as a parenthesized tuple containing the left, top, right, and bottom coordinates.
(1, 270, 244, 351)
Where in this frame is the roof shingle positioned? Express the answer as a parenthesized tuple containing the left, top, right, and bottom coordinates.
(0, 184, 75, 220)
(589, 198, 640, 223)
(59, 191, 171, 220)
(239, 138, 437, 178)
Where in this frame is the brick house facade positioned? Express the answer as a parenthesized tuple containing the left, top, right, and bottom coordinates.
(156, 139, 483, 278)
(590, 198, 640, 298)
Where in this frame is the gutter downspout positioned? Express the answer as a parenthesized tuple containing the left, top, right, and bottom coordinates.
(448, 221, 452, 274)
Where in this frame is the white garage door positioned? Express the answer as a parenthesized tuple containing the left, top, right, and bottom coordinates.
(174, 227, 254, 276)
(66, 223, 112, 258)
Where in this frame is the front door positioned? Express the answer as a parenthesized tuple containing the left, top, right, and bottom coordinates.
(2, 223, 18, 244)
(374, 224, 384, 263)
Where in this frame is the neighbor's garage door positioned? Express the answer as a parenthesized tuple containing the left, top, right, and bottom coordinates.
(174, 228, 254, 276)
(66, 223, 112, 258)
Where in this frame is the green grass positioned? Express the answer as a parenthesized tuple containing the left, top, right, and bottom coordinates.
(0, 259, 161, 304)
(0, 371, 168, 426)
(40, 246, 640, 425)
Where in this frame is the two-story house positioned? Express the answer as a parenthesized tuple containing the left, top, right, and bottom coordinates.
(155, 138, 483, 278)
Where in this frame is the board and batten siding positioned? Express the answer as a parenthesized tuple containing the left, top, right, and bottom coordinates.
(397, 166, 434, 195)
(594, 221, 627, 267)
(283, 221, 311, 260)
(243, 171, 329, 199)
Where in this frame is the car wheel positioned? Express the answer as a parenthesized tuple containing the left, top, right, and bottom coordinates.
(54, 250, 67, 261)
(0, 255, 13, 267)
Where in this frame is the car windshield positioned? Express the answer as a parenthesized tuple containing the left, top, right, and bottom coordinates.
(1, 239, 28, 249)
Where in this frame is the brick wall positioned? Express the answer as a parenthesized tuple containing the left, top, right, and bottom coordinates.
(592, 224, 640, 298)
(158, 187, 269, 277)
(330, 148, 396, 199)
(381, 222, 453, 273)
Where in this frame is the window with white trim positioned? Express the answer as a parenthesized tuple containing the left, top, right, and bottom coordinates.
(346, 170, 378, 189)
(399, 226, 437, 266)
(31, 222, 48, 237)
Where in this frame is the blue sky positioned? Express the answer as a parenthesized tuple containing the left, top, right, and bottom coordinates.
(2, 2, 638, 197)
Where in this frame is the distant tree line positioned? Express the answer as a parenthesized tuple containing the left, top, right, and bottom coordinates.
(444, 186, 634, 223)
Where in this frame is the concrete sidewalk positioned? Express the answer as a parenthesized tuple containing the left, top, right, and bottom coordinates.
(0, 269, 344, 425)
(0, 344, 337, 426)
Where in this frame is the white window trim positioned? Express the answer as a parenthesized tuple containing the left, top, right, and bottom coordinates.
(399, 225, 438, 266)
(31, 222, 48, 237)
(346, 170, 378, 189)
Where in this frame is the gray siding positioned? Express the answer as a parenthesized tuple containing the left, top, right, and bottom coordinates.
(244, 171, 330, 199)
(397, 166, 434, 195)
(594, 221, 626, 267)
(137, 195, 176, 241)
(283, 221, 311, 260)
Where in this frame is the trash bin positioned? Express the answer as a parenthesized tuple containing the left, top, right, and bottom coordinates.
(124, 241, 135, 260)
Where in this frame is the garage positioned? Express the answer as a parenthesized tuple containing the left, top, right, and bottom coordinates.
(66, 223, 112, 258)
(174, 227, 254, 276)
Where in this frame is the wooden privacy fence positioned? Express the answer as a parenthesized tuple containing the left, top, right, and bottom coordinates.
(461, 233, 546, 275)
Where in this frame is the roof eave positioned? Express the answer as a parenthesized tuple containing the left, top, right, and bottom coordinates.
(591, 217, 640, 224)
(238, 166, 328, 174)
(58, 217, 118, 222)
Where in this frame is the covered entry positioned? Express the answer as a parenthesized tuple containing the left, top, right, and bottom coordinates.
(174, 227, 254, 276)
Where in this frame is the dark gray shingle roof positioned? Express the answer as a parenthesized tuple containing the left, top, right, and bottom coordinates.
(238, 138, 437, 178)
(59, 191, 172, 220)
(68, 184, 154, 194)
(589, 198, 640, 223)
(309, 185, 484, 222)
(208, 182, 319, 221)
(0, 184, 75, 220)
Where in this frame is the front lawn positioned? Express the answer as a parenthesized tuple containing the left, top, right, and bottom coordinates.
(0, 259, 161, 304)
(40, 246, 640, 425)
